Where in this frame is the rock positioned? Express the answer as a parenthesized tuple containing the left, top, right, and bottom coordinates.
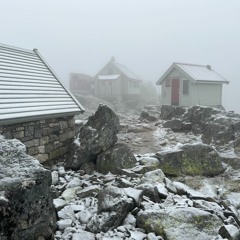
(66, 177, 82, 188)
(138, 156, 161, 170)
(219, 225, 240, 240)
(53, 198, 66, 210)
(139, 169, 165, 184)
(51, 170, 59, 185)
(140, 110, 158, 122)
(164, 177, 177, 194)
(72, 230, 95, 240)
(234, 137, 240, 157)
(123, 188, 143, 207)
(147, 232, 160, 240)
(160, 105, 186, 120)
(155, 183, 169, 199)
(61, 187, 81, 202)
(76, 185, 101, 198)
(57, 205, 76, 221)
(76, 209, 92, 224)
(80, 161, 96, 174)
(0, 137, 55, 240)
(66, 104, 120, 169)
(137, 207, 223, 240)
(155, 143, 225, 176)
(57, 219, 72, 230)
(86, 186, 134, 233)
(96, 143, 137, 175)
(162, 119, 183, 132)
(137, 184, 161, 203)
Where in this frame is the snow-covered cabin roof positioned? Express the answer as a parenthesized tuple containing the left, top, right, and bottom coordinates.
(112, 61, 142, 81)
(0, 43, 84, 124)
(156, 63, 229, 85)
(98, 74, 120, 80)
(95, 57, 142, 82)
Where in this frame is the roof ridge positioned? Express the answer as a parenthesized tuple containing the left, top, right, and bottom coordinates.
(175, 62, 207, 68)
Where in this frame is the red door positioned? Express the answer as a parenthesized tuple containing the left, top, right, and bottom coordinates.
(171, 78, 180, 106)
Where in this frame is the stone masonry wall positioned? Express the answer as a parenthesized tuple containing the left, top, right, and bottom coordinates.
(0, 116, 75, 163)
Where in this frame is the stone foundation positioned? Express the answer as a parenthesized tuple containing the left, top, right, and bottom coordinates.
(0, 116, 75, 163)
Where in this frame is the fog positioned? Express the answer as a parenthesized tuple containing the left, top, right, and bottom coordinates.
(1, 0, 240, 112)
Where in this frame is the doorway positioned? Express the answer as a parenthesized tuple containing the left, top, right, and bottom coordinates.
(171, 78, 180, 106)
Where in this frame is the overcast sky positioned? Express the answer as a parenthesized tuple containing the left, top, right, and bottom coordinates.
(1, 0, 240, 112)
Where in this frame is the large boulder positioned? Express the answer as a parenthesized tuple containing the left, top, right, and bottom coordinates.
(162, 119, 183, 132)
(0, 136, 55, 240)
(96, 143, 137, 175)
(155, 143, 225, 176)
(136, 207, 223, 240)
(140, 110, 158, 122)
(66, 104, 120, 169)
(160, 105, 186, 120)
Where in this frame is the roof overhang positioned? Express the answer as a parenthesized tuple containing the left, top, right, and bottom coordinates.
(98, 74, 120, 80)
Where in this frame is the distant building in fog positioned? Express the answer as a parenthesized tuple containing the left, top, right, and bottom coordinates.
(156, 62, 229, 107)
(69, 73, 94, 95)
(94, 57, 142, 105)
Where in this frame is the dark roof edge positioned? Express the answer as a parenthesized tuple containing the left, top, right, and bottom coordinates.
(33, 49, 85, 113)
(0, 111, 81, 125)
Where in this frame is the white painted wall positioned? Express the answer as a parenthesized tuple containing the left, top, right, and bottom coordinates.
(191, 83, 222, 106)
(128, 81, 140, 94)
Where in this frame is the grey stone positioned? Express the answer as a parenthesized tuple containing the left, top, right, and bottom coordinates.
(96, 143, 137, 175)
(0, 137, 55, 240)
(57, 219, 72, 230)
(163, 119, 183, 132)
(155, 143, 225, 176)
(219, 225, 240, 240)
(66, 104, 120, 169)
(51, 170, 59, 185)
(123, 188, 143, 207)
(72, 231, 95, 240)
(76, 185, 101, 198)
(66, 177, 82, 188)
(140, 169, 165, 184)
(86, 186, 134, 233)
(57, 205, 76, 220)
(53, 198, 66, 211)
(137, 207, 223, 240)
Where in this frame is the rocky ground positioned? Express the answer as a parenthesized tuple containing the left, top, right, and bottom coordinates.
(2, 102, 240, 239)
(49, 105, 240, 240)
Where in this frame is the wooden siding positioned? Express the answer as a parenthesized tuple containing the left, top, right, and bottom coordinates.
(191, 83, 222, 106)
(0, 44, 84, 124)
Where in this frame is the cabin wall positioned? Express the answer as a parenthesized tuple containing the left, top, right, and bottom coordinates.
(0, 116, 75, 163)
(191, 83, 222, 106)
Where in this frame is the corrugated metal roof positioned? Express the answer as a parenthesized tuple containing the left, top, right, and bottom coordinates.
(0, 43, 84, 124)
(98, 74, 120, 80)
(156, 62, 229, 85)
(113, 61, 142, 81)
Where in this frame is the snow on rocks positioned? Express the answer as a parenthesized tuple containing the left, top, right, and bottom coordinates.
(50, 161, 240, 240)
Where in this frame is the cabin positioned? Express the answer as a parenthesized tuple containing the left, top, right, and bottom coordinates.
(69, 73, 94, 95)
(156, 63, 229, 107)
(0, 43, 84, 163)
(94, 57, 142, 104)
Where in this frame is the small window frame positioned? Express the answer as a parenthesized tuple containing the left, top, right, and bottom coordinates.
(182, 80, 189, 95)
(165, 79, 171, 87)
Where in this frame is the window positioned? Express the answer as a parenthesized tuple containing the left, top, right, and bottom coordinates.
(183, 80, 189, 94)
(165, 79, 171, 87)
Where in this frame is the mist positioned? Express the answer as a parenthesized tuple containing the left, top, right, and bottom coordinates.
(1, 0, 240, 112)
